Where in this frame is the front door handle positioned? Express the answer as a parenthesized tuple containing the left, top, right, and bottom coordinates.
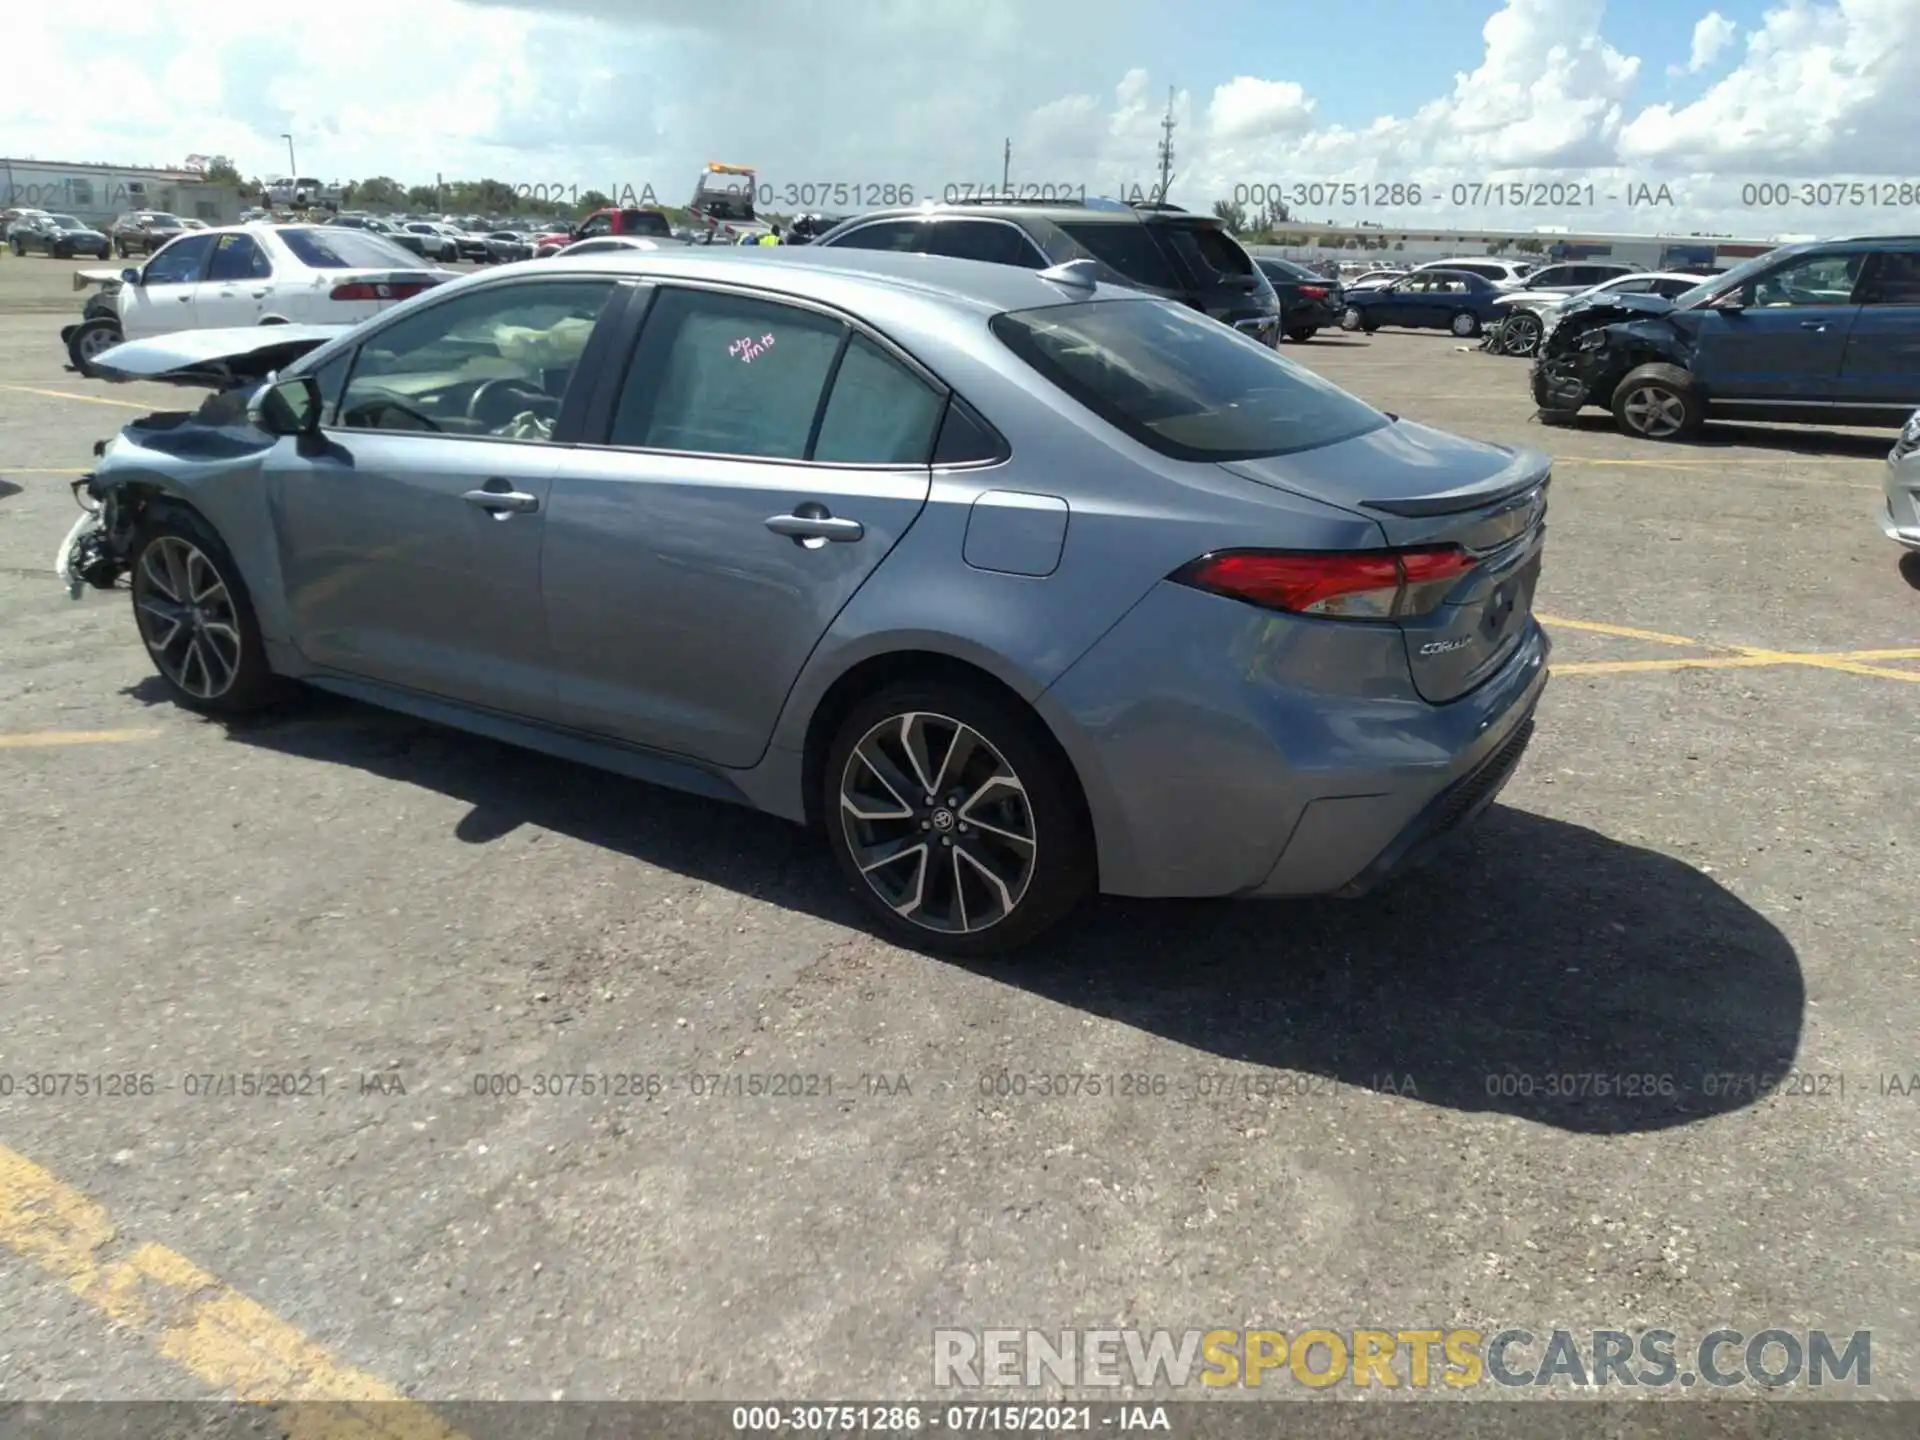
(463, 486, 540, 515)
(251, 288, 270, 297)
(1800, 321, 1829, 331)
(766, 507, 863, 543)
(177, 294, 193, 302)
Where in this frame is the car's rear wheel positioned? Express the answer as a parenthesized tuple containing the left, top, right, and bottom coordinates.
(1286, 326, 1319, 342)
(1340, 307, 1363, 331)
(824, 681, 1094, 956)
(1611, 363, 1705, 440)
(67, 316, 123, 373)
(129, 511, 284, 715)
(1451, 311, 1481, 337)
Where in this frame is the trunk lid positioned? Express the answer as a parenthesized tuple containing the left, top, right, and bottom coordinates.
(1219, 417, 1550, 703)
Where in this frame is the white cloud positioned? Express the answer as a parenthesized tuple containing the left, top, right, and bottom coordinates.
(3, 0, 1918, 234)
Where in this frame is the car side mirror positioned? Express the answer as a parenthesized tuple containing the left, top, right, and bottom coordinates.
(252, 376, 322, 437)
(121, 267, 141, 285)
(1711, 292, 1746, 312)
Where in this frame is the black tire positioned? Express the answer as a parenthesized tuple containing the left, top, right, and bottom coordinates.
(1611, 363, 1705, 440)
(128, 508, 286, 715)
(822, 679, 1095, 956)
(1450, 311, 1482, 338)
(66, 316, 124, 375)
(1501, 313, 1543, 356)
(1285, 326, 1319, 342)
(8, 238, 20, 257)
(1339, 307, 1363, 331)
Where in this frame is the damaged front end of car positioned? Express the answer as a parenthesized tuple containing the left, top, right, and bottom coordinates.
(57, 327, 347, 598)
(1530, 301, 1693, 422)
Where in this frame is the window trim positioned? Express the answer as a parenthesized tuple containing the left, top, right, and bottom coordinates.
(325, 273, 628, 446)
(581, 278, 958, 470)
(921, 216, 1050, 268)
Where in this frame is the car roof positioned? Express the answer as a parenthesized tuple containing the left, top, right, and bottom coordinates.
(512, 245, 1155, 316)
(827, 202, 1199, 227)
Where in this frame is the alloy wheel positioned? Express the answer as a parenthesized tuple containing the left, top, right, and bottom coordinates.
(135, 536, 242, 700)
(1504, 314, 1543, 355)
(1620, 384, 1686, 438)
(838, 711, 1036, 935)
(76, 324, 121, 360)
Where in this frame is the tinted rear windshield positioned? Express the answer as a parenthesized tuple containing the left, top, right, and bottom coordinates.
(1160, 223, 1256, 278)
(992, 298, 1387, 461)
(278, 227, 423, 269)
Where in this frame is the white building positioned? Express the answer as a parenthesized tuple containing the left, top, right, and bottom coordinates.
(1, 158, 242, 226)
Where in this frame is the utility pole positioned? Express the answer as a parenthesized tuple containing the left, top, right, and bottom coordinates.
(282, 133, 297, 177)
(1155, 88, 1176, 204)
(1002, 138, 1011, 191)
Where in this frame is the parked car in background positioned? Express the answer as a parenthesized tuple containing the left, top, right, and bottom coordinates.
(9, 213, 112, 259)
(1412, 257, 1536, 288)
(2, 207, 53, 241)
(1507, 261, 1637, 294)
(68, 245, 1548, 954)
(61, 224, 455, 373)
(1533, 235, 1920, 439)
(324, 214, 433, 259)
(534, 207, 677, 257)
(1491, 271, 1704, 357)
(1883, 409, 1920, 569)
(1341, 268, 1508, 337)
(816, 198, 1283, 346)
(401, 222, 464, 262)
(111, 212, 189, 257)
(1253, 256, 1345, 341)
(552, 236, 676, 257)
(483, 231, 537, 263)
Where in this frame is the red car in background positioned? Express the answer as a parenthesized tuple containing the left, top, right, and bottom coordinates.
(535, 207, 676, 256)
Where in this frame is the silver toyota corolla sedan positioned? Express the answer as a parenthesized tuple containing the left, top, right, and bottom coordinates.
(63, 247, 1551, 954)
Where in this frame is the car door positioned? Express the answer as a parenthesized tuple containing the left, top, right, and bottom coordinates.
(117, 233, 215, 338)
(194, 233, 275, 326)
(1384, 274, 1436, 326)
(1688, 248, 1866, 400)
(540, 282, 945, 767)
(266, 274, 625, 716)
(1836, 251, 1920, 406)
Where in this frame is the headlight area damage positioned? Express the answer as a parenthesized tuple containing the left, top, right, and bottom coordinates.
(56, 326, 346, 598)
(1530, 299, 1690, 422)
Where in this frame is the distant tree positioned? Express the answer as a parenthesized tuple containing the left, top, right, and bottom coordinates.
(577, 190, 613, 211)
(1392, 240, 1404, 251)
(474, 179, 517, 213)
(1315, 233, 1344, 247)
(356, 176, 405, 208)
(405, 185, 441, 210)
(1514, 237, 1544, 253)
(1211, 198, 1248, 232)
(202, 156, 243, 187)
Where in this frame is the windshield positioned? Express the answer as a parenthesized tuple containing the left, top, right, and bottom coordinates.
(1672, 246, 1793, 308)
(992, 297, 1388, 461)
(277, 227, 423, 269)
(150, 215, 183, 227)
(49, 215, 82, 229)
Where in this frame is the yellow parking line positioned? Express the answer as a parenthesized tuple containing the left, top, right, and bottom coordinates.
(0, 1144, 469, 1436)
(1556, 655, 1789, 675)
(0, 384, 151, 410)
(1537, 614, 1707, 648)
(0, 728, 163, 748)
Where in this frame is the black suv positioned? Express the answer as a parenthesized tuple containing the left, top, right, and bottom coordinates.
(813, 199, 1282, 345)
(110, 212, 188, 258)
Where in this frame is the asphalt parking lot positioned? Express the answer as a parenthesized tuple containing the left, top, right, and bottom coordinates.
(1, 249, 1917, 1415)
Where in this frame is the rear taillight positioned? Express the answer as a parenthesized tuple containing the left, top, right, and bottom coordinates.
(1171, 546, 1478, 620)
(1298, 285, 1328, 298)
(329, 281, 432, 301)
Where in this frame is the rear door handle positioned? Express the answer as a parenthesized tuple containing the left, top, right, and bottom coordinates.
(463, 486, 540, 514)
(766, 509, 863, 543)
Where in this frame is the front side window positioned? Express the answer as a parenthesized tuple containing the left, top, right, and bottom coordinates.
(207, 234, 272, 281)
(1746, 251, 1864, 307)
(608, 288, 847, 459)
(824, 220, 922, 252)
(337, 279, 618, 438)
(992, 297, 1387, 461)
(924, 221, 1045, 268)
(143, 233, 215, 285)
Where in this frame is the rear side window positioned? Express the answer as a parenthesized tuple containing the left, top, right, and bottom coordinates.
(1158, 224, 1255, 279)
(825, 221, 922, 252)
(1859, 252, 1920, 305)
(992, 298, 1387, 461)
(207, 234, 272, 281)
(279, 227, 420, 269)
(811, 335, 947, 464)
(1054, 222, 1181, 290)
(924, 220, 1046, 268)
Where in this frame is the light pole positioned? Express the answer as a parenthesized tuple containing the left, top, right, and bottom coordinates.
(281, 134, 297, 177)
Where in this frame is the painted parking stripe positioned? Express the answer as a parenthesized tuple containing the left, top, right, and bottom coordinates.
(0, 1144, 470, 1436)
(1537, 614, 1708, 648)
(0, 727, 164, 748)
(0, 383, 152, 410)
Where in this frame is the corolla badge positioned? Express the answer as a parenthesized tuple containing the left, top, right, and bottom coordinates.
(1420, 636, 1474, 655)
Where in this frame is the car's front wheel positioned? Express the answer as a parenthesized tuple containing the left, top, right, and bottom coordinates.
(1611, 363, 1705, 440)
(823, 681, 1094, 955)
(129, 510, 285, 715)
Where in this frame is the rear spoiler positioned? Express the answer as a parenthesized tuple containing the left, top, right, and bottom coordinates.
(74, 268, 126, 292)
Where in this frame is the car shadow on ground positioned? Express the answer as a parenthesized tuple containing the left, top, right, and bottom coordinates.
(162, 683, 1805, 1138)
(0, 479, 22, 502)
(1548, 413, 1895, 459)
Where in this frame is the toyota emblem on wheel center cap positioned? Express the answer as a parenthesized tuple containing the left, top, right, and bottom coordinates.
(931, 809, 956, 832)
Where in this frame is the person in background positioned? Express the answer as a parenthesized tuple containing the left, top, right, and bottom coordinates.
(757, 223, 784, 247)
